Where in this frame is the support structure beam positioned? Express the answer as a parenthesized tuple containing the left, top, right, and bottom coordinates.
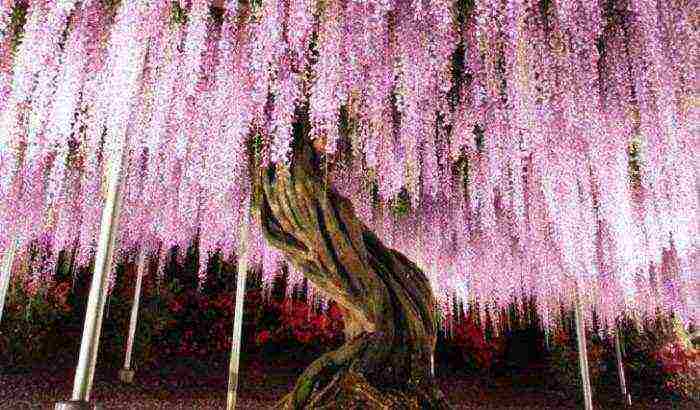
(574, 291, 593, 410)
(119, 247, 147, 384)
(0, 236, 18, 325)
(429, 262, 437, 379)
(615, 327, 631, 406)
(85, 190, 123, 397)
(55, 149, 126, 410)
(448, 312, 453, 341)
(227, 215, 250, 410)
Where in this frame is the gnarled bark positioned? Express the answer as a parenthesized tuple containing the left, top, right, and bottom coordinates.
(251, 135, 450, 409)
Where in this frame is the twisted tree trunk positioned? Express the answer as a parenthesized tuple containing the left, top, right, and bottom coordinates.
(251, 133, 450, 409)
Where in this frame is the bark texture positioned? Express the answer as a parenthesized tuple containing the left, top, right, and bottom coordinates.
(251, 132, 450, 409)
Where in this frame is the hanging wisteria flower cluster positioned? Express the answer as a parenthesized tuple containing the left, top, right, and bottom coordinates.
(0, 0, 697, 333)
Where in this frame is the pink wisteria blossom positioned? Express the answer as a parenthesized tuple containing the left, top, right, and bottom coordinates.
(0, 0, 696, 332)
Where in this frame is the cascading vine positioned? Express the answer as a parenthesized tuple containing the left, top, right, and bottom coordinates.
(0, 0, 696, 365)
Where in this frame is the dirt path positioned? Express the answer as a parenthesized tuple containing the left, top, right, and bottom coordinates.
(0, 359, 693, 409)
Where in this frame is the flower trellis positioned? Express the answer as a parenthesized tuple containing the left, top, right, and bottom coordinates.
(0, 0, 697, 408)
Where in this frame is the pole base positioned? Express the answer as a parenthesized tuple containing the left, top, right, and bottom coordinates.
(119, 368, 135, 384)
(55, 401, 91, 410)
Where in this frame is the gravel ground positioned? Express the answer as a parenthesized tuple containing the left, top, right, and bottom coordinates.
(0, 358, 694, 409)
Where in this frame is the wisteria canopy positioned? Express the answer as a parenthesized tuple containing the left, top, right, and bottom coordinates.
(0, 0, 697, 334)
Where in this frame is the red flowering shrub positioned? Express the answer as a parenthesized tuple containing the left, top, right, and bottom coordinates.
(0, 276, 79, 371)
(2, 251, 347, 372)
(452, 316, 494, 370)
(654, 341, 700, 401)
(255, 299, 344, 351)
(2, 246, 692, 405)
(619, 315, 700, 401)
(256, 330, 271, 345)
(49, 281, 72, 314)
(438, 313, 504, 374)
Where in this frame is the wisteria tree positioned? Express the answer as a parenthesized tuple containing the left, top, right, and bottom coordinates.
(0, 0, 697, 409)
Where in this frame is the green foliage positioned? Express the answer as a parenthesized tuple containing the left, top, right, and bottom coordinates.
(621, 315, 700, 402)
(449, 1, 471, 111)
(295, 377, 314, 405)
(101, 0, 122, 12)
(539, 0, 553, 17)
(170, 0, 188, 26)
(655, 341, 700, 402)
(338, 105, 353, 141)
(390, 189, 412, 218)
(252, 132, 264, 156)
(456, 0, 476, 17)
(474, 125, 484, 152)
(545, 326, 606, 401)
(249, 0, 264, 15)
(0, 247, 346, 374)
(369, 180, 380, 206)
(459, 155, 470, 188)
(0, 279, 78, 372)
(628, 135, 643, 184)
(8, 1, 27, 52)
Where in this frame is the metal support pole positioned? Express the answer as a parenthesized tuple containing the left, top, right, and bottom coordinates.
(85, 172, 124, 401)
(0, 236, 18, 325)
(56, 146, 126, 410)
(119, 248, 147, 384)
(448, 313, 453, 341)
(227, 215, 250, 410)
(615, 328, 631, 406)
(506, 307, 511, 334)
(574, 291, 593, 410)
(430, 262, 437, 379)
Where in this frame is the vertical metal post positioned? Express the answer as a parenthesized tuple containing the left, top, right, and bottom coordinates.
(430, 262, 437, 379)
(615, 327, 631, 406)
(85, 169, 124, 400)
(56, 145, 126, 410)
(119, 247, 147, 383)
(0, 236, 18, 325)
(506, 306, 511, 334)
(448, 313, 453, 341)
(574, 291, 593, 410)
(227, 215, 250, 410)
